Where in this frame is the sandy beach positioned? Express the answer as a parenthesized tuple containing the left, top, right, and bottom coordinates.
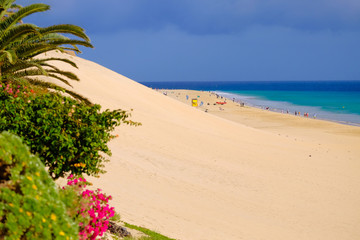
(160, 89, 360, 143)
(45, 52, 360, 240)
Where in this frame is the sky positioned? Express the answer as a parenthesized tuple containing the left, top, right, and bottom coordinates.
(17, 0, 360, 82)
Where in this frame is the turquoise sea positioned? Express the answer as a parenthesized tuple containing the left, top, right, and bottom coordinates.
(141, 81, 360, 126)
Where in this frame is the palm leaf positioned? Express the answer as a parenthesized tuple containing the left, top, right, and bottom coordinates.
(26, 78, 92, 105)
(35, 57, 78, 68)
(47, 69, 79, 81)
(0, 49, 16, 63)
(2, 58, 77, 74)
(38, 24, 90, 42)
(0, 23, 38, 49)
(12, 68, 79, 87)
(0, 3, 49, 33)
(0, 0, 15, 19)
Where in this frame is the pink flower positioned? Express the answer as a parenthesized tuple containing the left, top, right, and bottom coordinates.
(64, 177, 115, 239)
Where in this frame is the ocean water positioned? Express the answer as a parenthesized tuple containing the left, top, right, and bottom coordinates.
(141, 81, 360, 125)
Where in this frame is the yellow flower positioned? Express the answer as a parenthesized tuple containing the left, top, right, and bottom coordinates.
(9, 203, 13, 207)
(32, 185, 37, 190)
(26, 212, 32, 217)
(35, 195, 39, 200)
(35, 172, 40, 177)
(50, 213, 56, 221)
(26, 176, 32, 181)
(42, 218, 46, 223)
(19, 208, 23, 213)
(59, 231, 65, 236)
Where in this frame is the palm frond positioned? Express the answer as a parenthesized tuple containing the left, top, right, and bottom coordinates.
(10, 4, 22, 9)
(39, 24, 91, 42)
(46, 73, 72, 87)
(25, 32, 68, 43)
(15, 43, 63, 59)
(35, 57, 78, 68)
(26, 78, 92, 105)
(0, 49, 16, 63)
(46, 39, 94, 48)
(2, 58, 76, 74)
(0, 3, 49, 33)
(47, 69, 79, 81)
(0, 23, 38, 49)
(5, 60, 48, 76)
(0, 0, 15, 19)
(12, 68, 79, 87)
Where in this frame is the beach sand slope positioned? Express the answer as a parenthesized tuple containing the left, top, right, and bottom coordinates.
(43, 52, 360, 240)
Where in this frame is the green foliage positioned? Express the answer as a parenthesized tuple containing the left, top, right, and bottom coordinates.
(124, 223, 176, 240)
(0, 85, 140, 179)
(0, 131, 78, 239)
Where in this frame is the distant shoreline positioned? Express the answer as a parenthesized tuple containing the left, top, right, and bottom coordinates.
(146, 81, 360, 127)
(141, 80, 360, 92)
(212, 91, 360, 127)
(156, 88, 360, 129)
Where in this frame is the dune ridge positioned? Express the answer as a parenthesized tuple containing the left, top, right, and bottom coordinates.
(45, 51, 360, 240)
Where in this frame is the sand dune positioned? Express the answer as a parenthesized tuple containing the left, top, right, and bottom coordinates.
(44, 52, 360, 240)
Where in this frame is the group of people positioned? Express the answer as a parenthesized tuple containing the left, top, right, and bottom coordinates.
(268, 108, 317, 119)
(294, 111, 315, 118)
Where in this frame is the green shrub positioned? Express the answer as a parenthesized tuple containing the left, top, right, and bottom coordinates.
(0, 131, 78, 239)
(0, 84, 140, 179)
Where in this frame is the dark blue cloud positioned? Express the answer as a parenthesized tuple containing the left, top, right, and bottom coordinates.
(14, 0, 360, 81)
(78, 26, 360, 82)
(18, 0, 360, 35)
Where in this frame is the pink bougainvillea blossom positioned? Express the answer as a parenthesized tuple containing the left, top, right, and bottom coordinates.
(66, 175, 115, 239)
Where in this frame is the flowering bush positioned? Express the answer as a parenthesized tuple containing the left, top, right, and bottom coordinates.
(0, 132, 78, 239)
(0, 83, 140, 179)
(0, 83, 36, 99)
(64, 175, 115, 240)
